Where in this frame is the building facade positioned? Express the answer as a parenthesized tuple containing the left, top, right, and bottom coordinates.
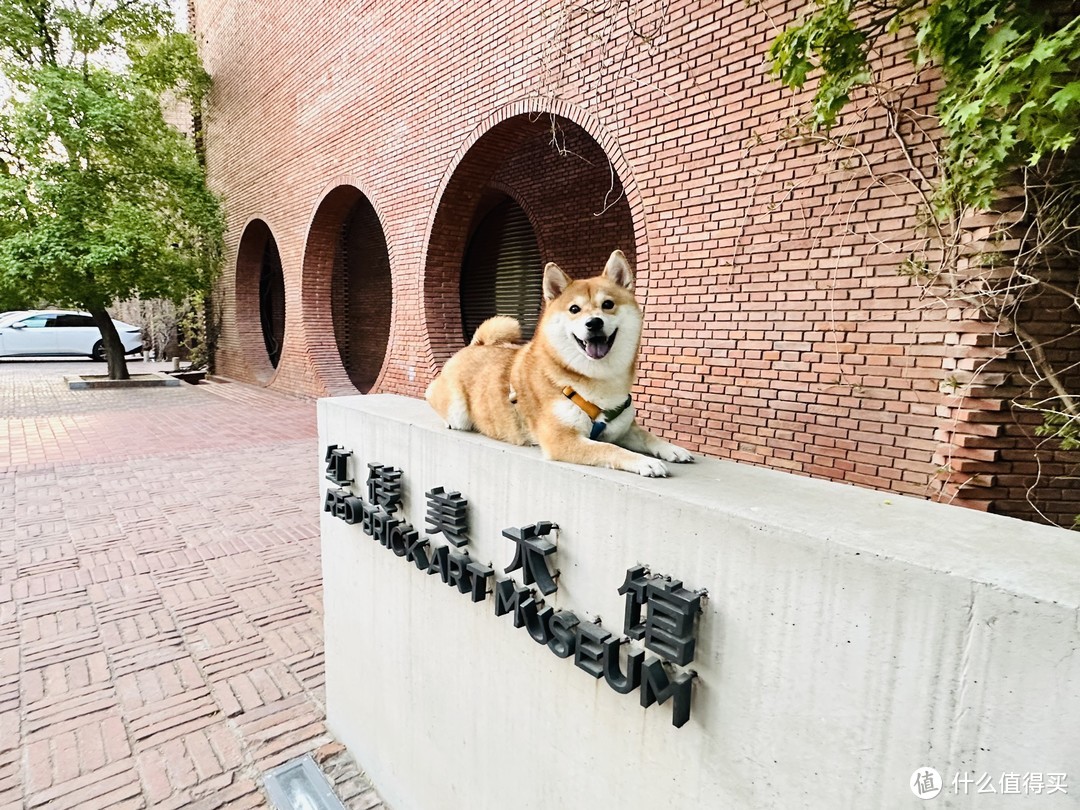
(191, 0, 1079, 525)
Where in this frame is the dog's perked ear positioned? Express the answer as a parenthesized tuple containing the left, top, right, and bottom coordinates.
(543, 262, 572, 301)
(603, 250, 635, 290)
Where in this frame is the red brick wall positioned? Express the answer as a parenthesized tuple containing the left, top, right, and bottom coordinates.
(192, 0, 1079, 524)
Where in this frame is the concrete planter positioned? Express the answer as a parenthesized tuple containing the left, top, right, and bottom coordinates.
(65, 372, 180, 389)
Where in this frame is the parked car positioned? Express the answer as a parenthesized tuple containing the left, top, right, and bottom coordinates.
(0, 310, 143, 361)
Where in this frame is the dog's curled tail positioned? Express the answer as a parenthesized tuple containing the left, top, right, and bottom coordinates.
(470, 315, 522, 347)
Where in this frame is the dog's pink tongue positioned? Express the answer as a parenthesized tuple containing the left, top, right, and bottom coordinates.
(586, 339, 610, 360)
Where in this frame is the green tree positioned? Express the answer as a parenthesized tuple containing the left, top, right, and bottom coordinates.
(0, 0, 223, 379)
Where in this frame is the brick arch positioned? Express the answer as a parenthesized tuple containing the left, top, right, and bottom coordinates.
(235, 218, 285, 386)
(300, 182, 394, 395)
(420, 99, 650, 367)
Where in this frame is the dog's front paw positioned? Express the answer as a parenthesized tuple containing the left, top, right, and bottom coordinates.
(632, 457, 670, 478)
(656, 443, 694, 463)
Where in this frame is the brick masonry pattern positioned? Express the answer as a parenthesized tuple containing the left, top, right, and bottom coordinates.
(191, 0, 1079, 524)
(0, 361, 386, 810)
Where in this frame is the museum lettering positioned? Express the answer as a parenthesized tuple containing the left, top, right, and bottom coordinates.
(323, 444, 705, 728)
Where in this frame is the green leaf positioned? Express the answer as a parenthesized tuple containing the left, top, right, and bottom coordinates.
(1048, 81, 1080, 112)
(981, 23, 1021, 55)
(968, 7, 997, 39)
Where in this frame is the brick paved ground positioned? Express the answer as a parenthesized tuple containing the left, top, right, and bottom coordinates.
(0, 360, 386, 809)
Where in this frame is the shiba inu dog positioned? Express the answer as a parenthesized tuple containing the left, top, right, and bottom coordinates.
(425, 250, 693, 476)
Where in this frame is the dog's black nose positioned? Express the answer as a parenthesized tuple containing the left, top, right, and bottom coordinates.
(585, 317, 604, 333)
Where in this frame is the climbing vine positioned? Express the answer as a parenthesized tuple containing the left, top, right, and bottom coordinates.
(769, 0, 1080, 520)
(769, 0, 1080, 213)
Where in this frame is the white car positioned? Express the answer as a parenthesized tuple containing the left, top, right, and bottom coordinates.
(0, 310, 143, 361)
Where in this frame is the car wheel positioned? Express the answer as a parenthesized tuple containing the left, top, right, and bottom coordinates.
(91, 341, 106, 362)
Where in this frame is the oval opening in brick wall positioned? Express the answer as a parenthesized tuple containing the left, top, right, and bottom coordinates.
(301, 186, 393, 395)
(236, 219, 286, 382)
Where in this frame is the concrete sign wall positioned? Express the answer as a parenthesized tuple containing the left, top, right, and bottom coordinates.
(319, 395, 1080, 809)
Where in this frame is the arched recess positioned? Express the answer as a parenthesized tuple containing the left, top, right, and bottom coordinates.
(301, 184, 393, 394)
(235, 219, 286, 384)
(422, 104, 648, 365)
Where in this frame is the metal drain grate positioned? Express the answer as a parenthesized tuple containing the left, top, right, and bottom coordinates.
(263, 754, 346, 810)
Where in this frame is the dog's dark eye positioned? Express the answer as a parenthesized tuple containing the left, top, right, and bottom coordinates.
(602, 300, 615, 310)
(569, 305, 581, 314)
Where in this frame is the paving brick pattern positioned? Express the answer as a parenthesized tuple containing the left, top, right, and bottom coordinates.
(0, 361, 386, 810)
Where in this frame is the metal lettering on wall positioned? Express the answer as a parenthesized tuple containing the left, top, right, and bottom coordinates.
(323, 444, 706, 728)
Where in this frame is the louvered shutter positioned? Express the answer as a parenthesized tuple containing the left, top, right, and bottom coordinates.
(460, 199, 542, 342)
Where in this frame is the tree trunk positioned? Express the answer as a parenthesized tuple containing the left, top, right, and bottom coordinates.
(88, 307, 130, 380)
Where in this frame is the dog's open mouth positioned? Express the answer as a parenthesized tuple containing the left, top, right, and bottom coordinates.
(575, 329, 618, 360)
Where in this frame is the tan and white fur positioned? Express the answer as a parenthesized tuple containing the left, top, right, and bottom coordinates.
(425, 250, 692, 477)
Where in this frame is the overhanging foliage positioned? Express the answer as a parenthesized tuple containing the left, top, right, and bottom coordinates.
(768, 0, 1080, 214)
